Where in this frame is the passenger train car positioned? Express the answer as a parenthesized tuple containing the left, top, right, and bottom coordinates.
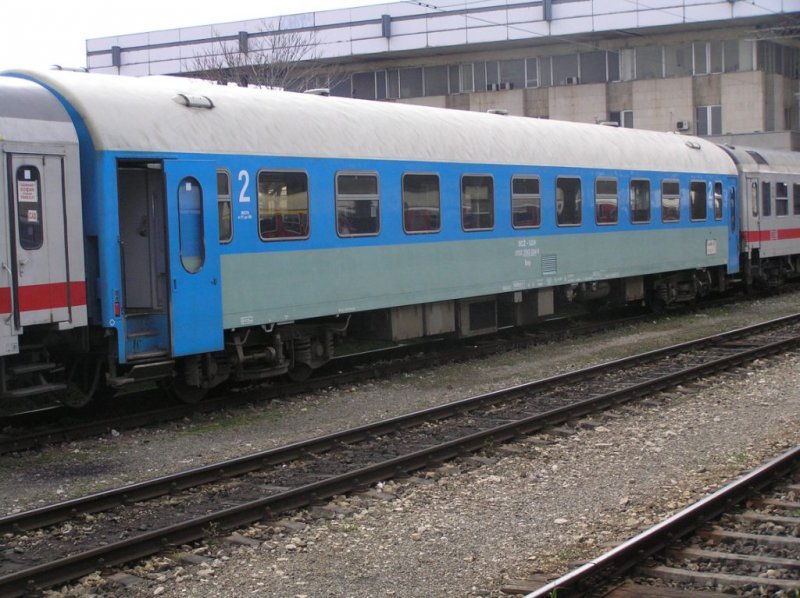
(0, 69, 794, 405)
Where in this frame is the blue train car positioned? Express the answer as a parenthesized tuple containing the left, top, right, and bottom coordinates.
(0, 69, 741, 402)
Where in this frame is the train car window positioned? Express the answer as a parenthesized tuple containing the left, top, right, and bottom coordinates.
(630, 179, 651, 223)
(761, 182, 771, 217)
(511, 176, 541, 228)
(794, 184, 800, 215)
(403, 174, 441, 233)
(177, 177, 205, 274)
(751, 181, 758, 217)
(258, 171, 310, 240)
(690, 181, 707, 221)
(461, 175, 494, 230)
(776, 182, 789, 216)
(594, 178, 618, 225)
(556, 177, 582, 226)
(336, 173, 379, 236)
(217, 170, 233, 243)
(713, 182, 723, 220)
(15, 166, 43, 250)
(730, 188, 736, 232)
(661, 180, 681, 222)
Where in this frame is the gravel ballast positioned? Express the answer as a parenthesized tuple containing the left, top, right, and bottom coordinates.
(1, 295, 798, 597)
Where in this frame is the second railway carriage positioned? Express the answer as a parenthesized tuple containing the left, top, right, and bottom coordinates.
(721, 145, 800, 287)
(0, 69, 741, 403)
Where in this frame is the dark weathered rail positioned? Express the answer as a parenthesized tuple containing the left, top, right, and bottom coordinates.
(524, 445, 800, 597)
(0, 314, 798, 597)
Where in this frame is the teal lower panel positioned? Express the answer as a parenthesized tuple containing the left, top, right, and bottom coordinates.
(221, 228, 728, 329)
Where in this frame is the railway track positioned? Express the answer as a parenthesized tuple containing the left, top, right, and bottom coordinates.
(0, 314, 798, 596)
(0, 310, 642, 455)
(524, 444, 800, 597)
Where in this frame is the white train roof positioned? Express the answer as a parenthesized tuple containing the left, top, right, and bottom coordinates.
(6, 69, 737, 175)
(720, 145, 800, 175)
(0, 76, 77, 145)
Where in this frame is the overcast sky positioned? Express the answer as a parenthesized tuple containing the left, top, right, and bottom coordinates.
(0, 0, 393, 72)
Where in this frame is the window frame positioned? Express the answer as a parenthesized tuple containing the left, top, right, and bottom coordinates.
(402, 172, 441, 234)
(511, 175, 542, 229)
(714, 181, 724, 220)
(257, 169, 312, 241)
(555, 176, 582, 227)
(761, 181, 772, 217)
(661, 180, 681, 223)
(461, 174, 495, 231)
(629, 178, 651, 224)
(776, 182, 789, 217)
(15, 165, 44, 251)
(690, 180, 708, 221)
(594, 177, 618, 225)
(177, 176, 205, 274)
(335, 171, 381, 238)
(216, 169, 233, 244)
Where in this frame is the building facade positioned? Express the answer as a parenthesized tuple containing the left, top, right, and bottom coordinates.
(86, 1, 800, 148)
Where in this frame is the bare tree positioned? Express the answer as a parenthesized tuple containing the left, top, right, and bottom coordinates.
(191, 18, 341, 92)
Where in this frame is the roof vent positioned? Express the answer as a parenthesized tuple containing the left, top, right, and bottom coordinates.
(304, 88, 330, 96)
(599, 121, 619, 127)
(685, 141, 701, 150)
(746, 150, 768, 165)
(173, 94, 214, 109)
(487, 109, 508, 115)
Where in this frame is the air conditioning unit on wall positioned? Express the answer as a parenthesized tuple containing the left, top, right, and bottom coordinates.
(565, 76, 579, 85)
(676, 120, 691, 131)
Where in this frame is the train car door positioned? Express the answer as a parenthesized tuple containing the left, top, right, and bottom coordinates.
(163, 161, 223, 356)
(726, 177, 739, 274)
(8, 154, 70, 329)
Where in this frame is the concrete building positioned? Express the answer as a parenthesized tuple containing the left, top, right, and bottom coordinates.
(86, 1, 800, 148)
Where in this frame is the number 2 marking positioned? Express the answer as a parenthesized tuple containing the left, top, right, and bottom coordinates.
(238, 170, 251, 203)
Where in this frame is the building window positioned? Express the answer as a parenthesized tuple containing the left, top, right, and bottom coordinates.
(690, 181, 708, 221)
(500, 59, 525, 89)
(665, 43, 693, 77)
(352, 71, 376, 100)
(258, 171, 310, 240)
(696, 105, 721, 135)
(387, 69, 400, 99)
(556, 177, 582, 226)
(461, 175, 494, 230)
(217, 170, 232, 243)
(662, 180, 681, 222)
(552, 54, 579, 85)
(580, 51, 607, 84)
(630, 179, 651, 223)
(776, 182, 789, 216)
(424, 65, 449, 96)
(525, 58, 538, 88)
(336, 173, 379, 236)
(595, 178, 618, 225)
(714, 182, 724, 220)
(460, 64, 474, 92)
(399, 68, 423, 98)
(761, 181, 772, 217)
(511, 176, 541, 228)
(610, 110, 634, 128)
(403, 174, 440, 233)
(636, 46, 663, 79)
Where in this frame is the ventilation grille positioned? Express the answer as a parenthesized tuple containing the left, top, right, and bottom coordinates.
(542, 254, 557, 274)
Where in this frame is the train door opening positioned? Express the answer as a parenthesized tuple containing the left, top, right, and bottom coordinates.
(117, 161, 169, 361)
(8, 154, 71, 330)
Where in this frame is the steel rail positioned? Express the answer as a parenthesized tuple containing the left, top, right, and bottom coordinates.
(1, 313, 798, 536)
(0, 316, 798, 595)
(525, 444, 800, 598)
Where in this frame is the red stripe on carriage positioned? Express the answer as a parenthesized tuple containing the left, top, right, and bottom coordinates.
(0, 282, 86, 314)
(742, 228, 800, 243)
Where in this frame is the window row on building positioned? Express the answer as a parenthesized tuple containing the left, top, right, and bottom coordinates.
(214, 170, 743, 244)
(329, 39, 787, 101)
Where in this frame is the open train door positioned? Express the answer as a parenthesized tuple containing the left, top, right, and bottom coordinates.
(163, 160, 223, 356)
